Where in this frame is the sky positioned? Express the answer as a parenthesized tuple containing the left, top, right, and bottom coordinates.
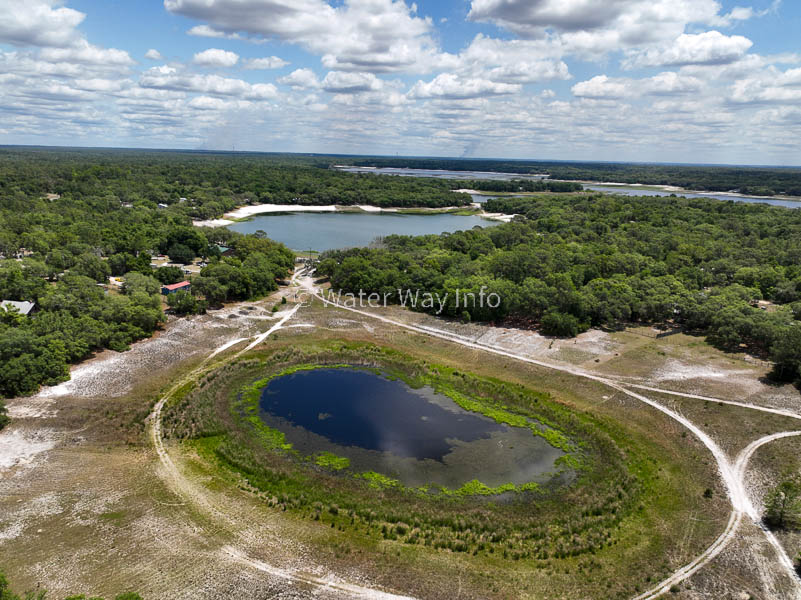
(1, 0, 800, 165)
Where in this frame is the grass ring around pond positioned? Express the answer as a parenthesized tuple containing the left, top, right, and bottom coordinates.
(163, 342, 644, 564)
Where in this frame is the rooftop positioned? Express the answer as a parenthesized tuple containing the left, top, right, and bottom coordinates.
(1, 300, 36, 316)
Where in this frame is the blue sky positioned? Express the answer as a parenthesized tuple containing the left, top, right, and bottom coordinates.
(1, 0, 800, 165)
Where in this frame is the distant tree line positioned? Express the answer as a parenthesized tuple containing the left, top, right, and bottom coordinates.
(451, 179, 583, 193)
(0, 148, 472, 222)
(318, 194, 801, 383)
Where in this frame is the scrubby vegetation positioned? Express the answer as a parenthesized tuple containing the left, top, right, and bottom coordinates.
(318, 193, 801, 382)
(764, 474, 801, 530)
(163, 342, 649, 565)
(0, 570, 141, 600)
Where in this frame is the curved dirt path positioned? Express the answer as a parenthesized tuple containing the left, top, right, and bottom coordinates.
(300, 275, 801, 599)
(148, 303, 416, 600)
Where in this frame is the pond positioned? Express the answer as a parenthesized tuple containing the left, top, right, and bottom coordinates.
(228, 212, 499, 252)
(257, 368, 567, 489)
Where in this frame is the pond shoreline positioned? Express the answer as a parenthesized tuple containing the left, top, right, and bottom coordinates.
(193, 202, 509, 229)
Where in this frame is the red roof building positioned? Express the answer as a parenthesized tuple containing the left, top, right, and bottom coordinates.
(161, 280, 191, 295)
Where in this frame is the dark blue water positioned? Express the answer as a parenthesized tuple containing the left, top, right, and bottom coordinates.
(260, 368, 503, 461)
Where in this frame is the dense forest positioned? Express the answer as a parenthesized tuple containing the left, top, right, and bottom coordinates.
(318, 193, 801, 383)
(0, 148, 472, 221)
(3, 147, 801, 408)
(342, 157, 801, 196)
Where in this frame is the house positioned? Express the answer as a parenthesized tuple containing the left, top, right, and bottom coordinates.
(216, 245, 235, 257)
(161, 281, 191, 295)
(1, 300, 36, 317)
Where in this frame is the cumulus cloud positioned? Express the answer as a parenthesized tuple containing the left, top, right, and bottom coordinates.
(193, 48, 239, 68)
(140, 66, 276, 99)
(623, 32, 753, 69)
(39, 39, 134, 66)
(322, 71, 384, 94)
(278, 68, 321, 89)
(409, 73, 520, 100)
(243, 56, 289, 69)
(454, 34, 570, 84)
(0, 0, 86, 47)
(467, 0, 748, 59)
(572, 72, 701, 99)
(145, 49, 163, 60)
(166, 0, 454, 73)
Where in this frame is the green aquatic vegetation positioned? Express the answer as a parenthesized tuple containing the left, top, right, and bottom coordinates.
(314, 451, 351, 470)
(357, 471, 401, 489)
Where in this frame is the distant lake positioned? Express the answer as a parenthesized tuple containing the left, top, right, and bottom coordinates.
(585, 185, 801, 207)
(228, 212, 499, 252)
(335, 166, 801, 208)
(258, 368, 566, 488)
(334, 166, 546, 181)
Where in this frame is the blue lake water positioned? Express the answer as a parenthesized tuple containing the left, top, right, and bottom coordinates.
(228, 212, 499, 252)
(584, 185, 801, 208)
(258, 368, 566, 488)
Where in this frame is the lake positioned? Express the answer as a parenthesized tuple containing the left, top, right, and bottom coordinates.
(334, 166, 546, 180)
(336, 166, 801, 208)
(584, 185, 801, 208)
(228, 212, 499, 252)
(258, 368, 566, 489)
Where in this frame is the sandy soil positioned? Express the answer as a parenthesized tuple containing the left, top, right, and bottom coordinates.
(4, 273, 801, 598)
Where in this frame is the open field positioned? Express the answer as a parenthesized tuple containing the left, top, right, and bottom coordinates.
(2, 278, 801, 598)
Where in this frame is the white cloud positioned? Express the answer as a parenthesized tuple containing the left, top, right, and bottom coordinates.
(39, 39, 134, 66)
(455, 34, 570, 84)
(166, 0, 455, 73)
(409, 73, 520, 100)
(140, 66, 275, 99)
(278, 68, 321, 89)
(187, 24, 240, 39)
(193, 48, 240, 68)
(623, 31, 753, 69)
(571, 75, 631, 99)
(0, 0, 85, 47)
(572, 72, 701, 99)
(467, 0, 748, 61)
(243, 56, 289, 70)
(322, 71, 384, 94)
(145, 49, 163, 60)
(188, 96, 251, 110)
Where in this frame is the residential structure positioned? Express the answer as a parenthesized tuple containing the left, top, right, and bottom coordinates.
(0, 300, 37, 316)
(160, 281, 191, 295)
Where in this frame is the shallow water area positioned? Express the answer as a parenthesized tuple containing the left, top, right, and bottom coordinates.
(257, 368, 566, 489)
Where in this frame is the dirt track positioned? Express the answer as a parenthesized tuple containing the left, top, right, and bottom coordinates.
(2, 271, 801, 598)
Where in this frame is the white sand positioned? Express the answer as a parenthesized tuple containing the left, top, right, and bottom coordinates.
(226, 204, 338, 219)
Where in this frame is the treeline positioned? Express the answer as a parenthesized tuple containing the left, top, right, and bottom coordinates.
(0, 148, 471, 221)
(451, 179, 583, 193)
(339, 157, 801, 197)
(0, 570, 141, 600)
(317, 194, 801, 382)
(0, 176, 293, 398)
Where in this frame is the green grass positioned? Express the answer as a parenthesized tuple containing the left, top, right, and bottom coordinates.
(160, 334, 728, 599)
